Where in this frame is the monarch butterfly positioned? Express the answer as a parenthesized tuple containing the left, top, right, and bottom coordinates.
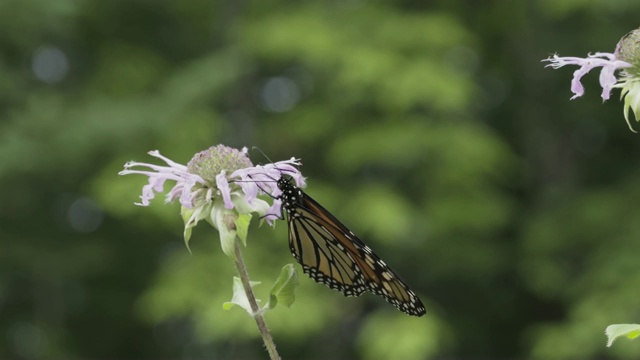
(276, 175, 426, 317)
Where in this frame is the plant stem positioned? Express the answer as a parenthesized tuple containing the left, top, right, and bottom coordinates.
(233, 239, 280, 360)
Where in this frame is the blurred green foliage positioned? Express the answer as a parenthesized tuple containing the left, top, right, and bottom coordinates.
(2, 0, 640, 359)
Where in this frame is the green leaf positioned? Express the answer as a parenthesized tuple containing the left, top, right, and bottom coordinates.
(180, 203, 213, 253)
(234, 213, 252, 247)
(605, 324, 640, 347)
(266, 264, 299, 310)
(180, 206, 197, 253)
(181, 206, 195, 245)
(223, 277, 261, 315)
(621, 85, 639, 133)
(209, 203, 239, 260)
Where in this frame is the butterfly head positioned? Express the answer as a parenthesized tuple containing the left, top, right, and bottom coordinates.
(276, 175, 294, 191)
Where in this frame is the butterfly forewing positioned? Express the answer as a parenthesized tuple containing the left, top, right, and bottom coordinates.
(278, 177, 426, 317)
(288, 211, 367, 296)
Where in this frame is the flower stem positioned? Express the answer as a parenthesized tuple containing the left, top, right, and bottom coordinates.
(233, 239, 280, 360)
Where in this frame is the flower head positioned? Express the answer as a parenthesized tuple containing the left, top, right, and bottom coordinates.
(119, 145, 305, 256)
(542, 28, 640, 132)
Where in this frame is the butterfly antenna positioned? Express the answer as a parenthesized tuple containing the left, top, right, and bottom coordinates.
(245, 173, 285, 221)
(252, 146, 291, 178)
(252, 146, 275, 164)
(243, 173, 278, 200)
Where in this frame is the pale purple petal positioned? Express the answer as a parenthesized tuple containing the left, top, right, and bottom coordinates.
(543, 55, 590, 68)
(570, 67, 588, 100)
(274, 159, 307, 187)
(223, 157, 304, 227)
(252, 158, 306, 188)
(229, 158, 305, 200)
(216, 171, 234, 209)
(264, 199, 283, 225)
(230, 168, 262, 202)
(543, 53, 632, 100)
(241, 181, 259, 204)
(599, 65, 617, 100)
(164, 177, 199, 207)
(180, 179, 199, 208)
(132, 174, 168, 206)
(119, 168, 186, 183)
(151, 176, 168, 192)
(592, 52, 616, 60)
(167, 182, 183, 203)
(148, 150, 188, 172)
(120, 151, 205, 208)
(137, 183, 156, 206)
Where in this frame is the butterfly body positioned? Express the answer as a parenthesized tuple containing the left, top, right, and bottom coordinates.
(277, 176, 426, 317)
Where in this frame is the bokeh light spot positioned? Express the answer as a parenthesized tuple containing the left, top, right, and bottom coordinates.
(32, 45, 69, 84)
(260, 76, 300, 113)
(67, 197, 104, 233)
(9, 322, 48, 359)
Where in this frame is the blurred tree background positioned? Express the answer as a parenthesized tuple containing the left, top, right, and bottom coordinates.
(2, 0, 640, 359)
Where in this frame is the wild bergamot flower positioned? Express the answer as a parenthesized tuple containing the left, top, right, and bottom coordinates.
(119, 145, 305, 256)
(543, 28, 640, 132)
(120, 144, 304, 358)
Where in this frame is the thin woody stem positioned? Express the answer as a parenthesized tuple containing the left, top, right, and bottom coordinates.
(233, 239, 280, 360)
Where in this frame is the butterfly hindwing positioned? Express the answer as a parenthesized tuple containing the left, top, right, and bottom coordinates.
(278, 176, 426, 316)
